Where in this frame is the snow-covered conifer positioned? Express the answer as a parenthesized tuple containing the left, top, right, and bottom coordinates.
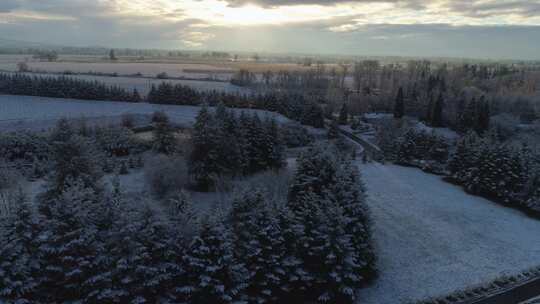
(0, 195, 42, 303)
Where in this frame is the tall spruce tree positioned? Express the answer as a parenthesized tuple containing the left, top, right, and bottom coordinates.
(339, 103, 349, 125)
(152, 111, 176, 155)
(0, 196, 42, 303)
(393, 87, 405, 119)
(431, 93, 444, 127)
(189, 105, 220, 190)
(183, 216, 247, 304)
(37, 182, 102, 303)
(43, 118, 102, 202)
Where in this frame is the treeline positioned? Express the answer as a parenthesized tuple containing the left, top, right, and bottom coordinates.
(231, 68, 330, 93)
(325, 59, 538, 135)
(189, 104, 285, 190)
(0, 73, 141, 102)
(448, 131, 540, 213)
(0, 73, 325, 128)
(0, 129, 375, 303)
(148, 82, 325, 128)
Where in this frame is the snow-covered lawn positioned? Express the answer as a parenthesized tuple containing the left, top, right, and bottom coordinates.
(0, 94, 290, 131)
(357, 163, 540, 304)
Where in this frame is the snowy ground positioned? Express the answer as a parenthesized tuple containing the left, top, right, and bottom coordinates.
(0, 94, 290, 131)
(0, 60, 235, 80)
(356, 163, 540, 304)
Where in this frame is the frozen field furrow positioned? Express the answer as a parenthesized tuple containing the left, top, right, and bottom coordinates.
(357, 163, 540, 304)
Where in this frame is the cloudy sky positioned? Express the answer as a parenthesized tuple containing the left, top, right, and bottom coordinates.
(1, 0, 539, 59)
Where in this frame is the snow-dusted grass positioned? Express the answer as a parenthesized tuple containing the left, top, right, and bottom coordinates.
(356, 163, 540, 304)
(0, 94, 290, 131)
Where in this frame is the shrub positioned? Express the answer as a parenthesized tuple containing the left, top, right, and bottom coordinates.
(94, 127, 136, 157)
(281, 123, 314, 148)
(144, 155, 189, 199)
(0, 131, 51, 177)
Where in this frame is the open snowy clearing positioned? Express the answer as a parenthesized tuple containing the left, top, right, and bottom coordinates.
(356, 163, 540, 304)
(0, 94, 290, 131)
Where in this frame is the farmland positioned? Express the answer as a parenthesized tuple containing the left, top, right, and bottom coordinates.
(0, 94, 290, 132)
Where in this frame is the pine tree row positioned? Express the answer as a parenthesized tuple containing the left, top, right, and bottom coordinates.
(0, 73, 141, 102)
(147, 82, 325, 128)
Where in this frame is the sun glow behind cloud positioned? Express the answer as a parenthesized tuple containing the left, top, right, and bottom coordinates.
(116, 0, 383, 26)
(114, 0, 540, 29)
(1, 0, 540, 58)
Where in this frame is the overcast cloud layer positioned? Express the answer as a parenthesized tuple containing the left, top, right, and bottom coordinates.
(0, 0, 539, 59)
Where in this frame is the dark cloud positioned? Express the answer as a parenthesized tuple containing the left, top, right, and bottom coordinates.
(448, 0, 540, 18)
(0, 0, 539, 59)
(226, 0, 427, 9)
(225, 0, 540, 17)
(0, 0, 21, 12)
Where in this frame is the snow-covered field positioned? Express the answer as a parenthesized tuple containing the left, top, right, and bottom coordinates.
(0, 60, 235, 80)
(357, 163, 540, 304)
(0, 94, 290, 131)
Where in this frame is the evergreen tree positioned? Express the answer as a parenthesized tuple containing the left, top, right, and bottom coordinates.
(477, 96, 490, 134)
(37, 182, 102, 302)
(109, 49, 117, 61)
(214, 105, 244, 176)
(448, 131, 481, 182)
(183, 217, 247, 304)
(327, 119, 340, 139)
(251, 113, 269, 172)
(0, 196, 42, 303)
(431, 93, 444, 127)
(332, 162, 376, 281)
(425, 94, 434, 123)
(131, 88, 142, 102)
(263, 117, 285, 170)
(189, 105, 220, 190)
(229, 191, 288, 303)
(43, 118, 102, 201)
(393, 87, 405, 119)
(152, 111, 176, 155)
(288, 145, 338, 210)
(395, 130, 416, 164)
(339, 103, 349, 125)
(119, 205, 180, 303)
(292, 192, 361, 304)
